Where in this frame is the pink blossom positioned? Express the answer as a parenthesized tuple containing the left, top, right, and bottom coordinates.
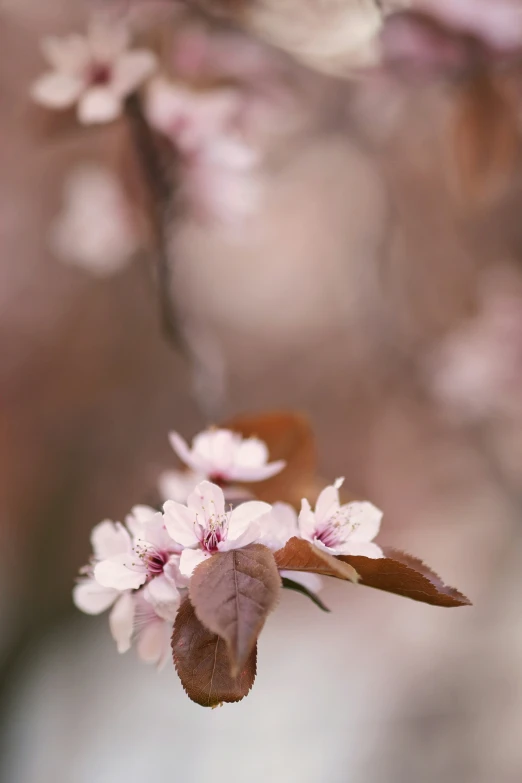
(143, 77, 261, 223)
(169, 427, 286, 484)
(93, 506, 184, 620)
(163, 480, 271, 575)
(298, 479, 383, 558)
(31, 20, 157, 124)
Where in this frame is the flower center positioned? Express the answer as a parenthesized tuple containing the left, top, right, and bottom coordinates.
(89, 62, 112, 86)
(135, 543, 169, 577)
(201, 513, 229, 553)
(316, 510, 360, 549)
(146, 550, 169, 575)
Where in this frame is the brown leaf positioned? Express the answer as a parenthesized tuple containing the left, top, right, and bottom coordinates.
(222, 410, 317, 506)
(337, 547, 471, 607)
(172, 597, 257, 707)
(189, 544, 281, 675)
(274, 537, 359, 583)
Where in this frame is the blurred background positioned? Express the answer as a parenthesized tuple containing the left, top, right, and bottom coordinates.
(2, 1, 522, 781)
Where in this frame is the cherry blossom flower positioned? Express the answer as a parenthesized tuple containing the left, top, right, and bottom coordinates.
(73, 519, 135, 653)
(163, 480, 272, 575)
(94, 506, 184, 620)
(50, 163, 139, 277)
(298, 479, 383, 559)
(30, 20, 157, 124)
(169, 427, 286, 484)
(143, 77, 261, 223)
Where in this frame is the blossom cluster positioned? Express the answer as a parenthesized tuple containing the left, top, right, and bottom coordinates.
(73, 426, 383, 668)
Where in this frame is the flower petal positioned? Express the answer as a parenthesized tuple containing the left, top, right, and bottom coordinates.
(343, 501, 383, 543)
(228, 500, 272, 540)
(218, 520, 262, 551)
(94, 553, 146, 591)
(169, 431, 201, 471)
(187, 480, 226, 522)
(194, 429, 236, 470)
(314, 479, 343, 525)
(111, 50, 157, 97)
(41, 34, 91, 74)
(87, 21, 130, 63)
(77, 87, 121, 124)
(226, 460, 287, 483)
(163, 500, 199, 548)
(72, 578, 117, 615)
(91, 519, 130, 560)
(256, 502, 299, 550)
(143, 574, 180, 621)
(179, 548, 209, 577)
(136, 619, 171, 668)
(297, 498, 317, 541)
(30, 72, 84, 109)
(109, 592, 134, 653)
(234, 437, 269, 467)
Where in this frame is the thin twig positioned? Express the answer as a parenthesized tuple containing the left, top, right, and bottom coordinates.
(125, 93, 188, 353)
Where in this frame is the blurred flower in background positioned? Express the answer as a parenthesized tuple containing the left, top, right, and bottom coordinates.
(50, 162, 139, 276)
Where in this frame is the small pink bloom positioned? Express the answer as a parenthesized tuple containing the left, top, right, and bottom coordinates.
(169, 428, 286, 484)
(31, 19, 157, 124)
(143, 77, 261, 224)
(163, 480, 271, 576)
(298, 479, 383, 558)
(93, 506, 184, 619)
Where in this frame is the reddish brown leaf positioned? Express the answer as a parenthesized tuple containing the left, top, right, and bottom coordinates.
(337, 547, 471, 607)
(189, 544, 281, 676)
(172, 597, 257, 707)
(222, 410, 316, 506)
(274, 537, 359, 583)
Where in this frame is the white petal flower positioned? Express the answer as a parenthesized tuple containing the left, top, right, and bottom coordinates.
(50, 163, 139, 277)
(31, 20, 157, 124)
(94, 507, 182, 591)
(165, 480, 272, 576)
(298, 479, 383, 559)
(169, 428, 286, 483)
